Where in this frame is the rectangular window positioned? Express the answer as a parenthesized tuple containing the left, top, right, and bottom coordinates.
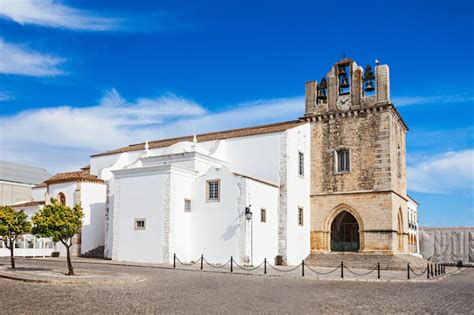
(134, 218, 146, 230)
(336, 149, 350, 173)
(184, 199, 191, 212)
(260, 208, 267, 223)
(207, 180, 220, 202)
(298, 207, 304, 226)
(298, 152, 304, 176)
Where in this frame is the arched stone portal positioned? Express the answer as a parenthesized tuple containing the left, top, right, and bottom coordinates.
(330, 211, 360, 252)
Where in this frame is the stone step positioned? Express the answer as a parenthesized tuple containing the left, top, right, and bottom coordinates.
(80, 246, 105, 259)
(305, 253, 429, 271)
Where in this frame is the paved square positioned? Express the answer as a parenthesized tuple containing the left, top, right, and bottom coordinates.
(0, 258, 473, 314)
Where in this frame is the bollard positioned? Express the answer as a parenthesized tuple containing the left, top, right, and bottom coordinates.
(230, 256, 233, 272)
(302, 260, 305, 277)
(173, 253, 176, 268)
(443, 265, 445, 274)
(341, 261, 344, 279)
(264, 258, 267, 275)
(407, 263, 410, 280)
(377, 262, 380, 280)
(435, 264, 438, 277)
(430, 264, 434, 277)
(200, 254, 203, 270)
(427, 264, 430, 279)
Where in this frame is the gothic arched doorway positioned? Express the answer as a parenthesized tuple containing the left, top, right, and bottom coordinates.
(331, 211, 360, 252)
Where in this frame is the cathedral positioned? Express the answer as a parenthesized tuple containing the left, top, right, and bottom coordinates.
(19, 58, 420, 265)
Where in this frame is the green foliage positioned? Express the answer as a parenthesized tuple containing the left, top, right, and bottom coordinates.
(0, 206, 32, 241)
(32, 198, 83, 246)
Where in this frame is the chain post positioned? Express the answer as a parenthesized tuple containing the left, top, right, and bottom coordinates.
(427, 264, 430, 279)
(200, 254, 203, 270)
(302, 260, 305, 277)
(230, 256, 233, 272)
(407, 263, 410, 280)
(341, 261, 344, 279)
(377, 262, 380, 279)
(264, 258, 267, 275)
(173, 253, 176, 268)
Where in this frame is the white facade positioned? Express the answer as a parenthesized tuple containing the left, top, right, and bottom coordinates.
(85, 122, 312, 265)
(407, 197, 420, 255)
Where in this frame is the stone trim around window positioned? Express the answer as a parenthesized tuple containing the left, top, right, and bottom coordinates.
(206, 179, 220, 202)
(134, 218, 146, 230)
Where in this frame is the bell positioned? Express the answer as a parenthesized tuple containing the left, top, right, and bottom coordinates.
(340, 75, 349, 88)
(364, 80, 374, 92)
(319, 77, 327, 89)
(317, 88, 327, 99)
(338, 66, 347, 76)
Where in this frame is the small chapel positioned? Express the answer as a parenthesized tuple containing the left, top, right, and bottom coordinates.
(24, 58, 422, 267)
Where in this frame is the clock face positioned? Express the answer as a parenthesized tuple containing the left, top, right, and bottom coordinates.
(336, 95, 351, 110)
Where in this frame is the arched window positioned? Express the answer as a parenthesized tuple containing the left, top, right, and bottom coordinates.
(57, 192, 66, 206)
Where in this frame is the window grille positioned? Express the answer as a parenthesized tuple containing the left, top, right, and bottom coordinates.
(298, 152, 304, 176)
(260, 208, 267, 223)
(298, 207, 304, 226)
(207, 180, 220, 201)
(336, 149, 350, 172)
(184, 199, 191, 212)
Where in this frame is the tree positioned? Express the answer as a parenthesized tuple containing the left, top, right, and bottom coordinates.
(0, 206, 32, 269)
(32, 199, 83, 275)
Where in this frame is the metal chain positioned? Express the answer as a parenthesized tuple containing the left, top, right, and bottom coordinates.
(343, 265, 377, 276)
(408, 266, 427, 277)
(267, 263, 302, 273)
(233, 261, 265, 271)
(175, 256, 200, 266)
(203, 258, 231, 269)
(305, 264, 341, 275)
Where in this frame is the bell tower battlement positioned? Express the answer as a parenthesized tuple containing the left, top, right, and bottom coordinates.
(304, 58, 390, 115)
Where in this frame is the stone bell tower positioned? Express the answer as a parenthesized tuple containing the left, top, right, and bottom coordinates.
(303, 58, 409, 255)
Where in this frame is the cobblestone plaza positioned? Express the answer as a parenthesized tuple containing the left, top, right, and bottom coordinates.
(0, 258, 473, 314)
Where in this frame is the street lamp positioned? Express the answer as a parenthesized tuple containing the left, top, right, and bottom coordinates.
(245, 206, 252, 221)
(245, 205, 253, 265)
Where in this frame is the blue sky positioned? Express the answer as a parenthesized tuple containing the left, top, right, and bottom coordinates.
(0, 0, 472, 226)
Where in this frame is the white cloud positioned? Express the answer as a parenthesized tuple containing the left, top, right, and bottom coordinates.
(0, 90, 303, 172)
(0, 39, 65, 76)
(0, 91, 13, 101)
(394, 94, 474, 107)
(0, 0, 119, 31)
(408, 150, 474, 194)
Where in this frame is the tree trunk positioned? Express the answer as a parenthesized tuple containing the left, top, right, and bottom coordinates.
(66, 244, 74, 276)
(62, 240, 75, 275)
(9, 239, 15, 269)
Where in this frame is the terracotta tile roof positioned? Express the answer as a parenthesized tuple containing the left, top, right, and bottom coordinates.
(91, 120, 304, 157)
(44, 169, 104, 185)
(10, 200, 45, 208)
(34, 182, 48, 188)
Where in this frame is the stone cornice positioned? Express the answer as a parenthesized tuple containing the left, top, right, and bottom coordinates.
(311, 189, 409, 201)
(300, 103, 409, 132)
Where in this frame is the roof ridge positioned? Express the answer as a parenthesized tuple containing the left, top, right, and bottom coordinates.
(91, 119, 304, 158)
(129, 119, 302, 147)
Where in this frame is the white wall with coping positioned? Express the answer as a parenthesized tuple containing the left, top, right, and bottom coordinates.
(189, 166, 241, 263)
(284, 124, 311, 265)
(47, 182, 77, 207)
(244, 178, 279, 265)
(79, 182, 106, 254)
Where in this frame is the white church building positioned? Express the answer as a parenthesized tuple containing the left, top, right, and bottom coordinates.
(14, 59, 422, 265)
(30, 120, 311, 265)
